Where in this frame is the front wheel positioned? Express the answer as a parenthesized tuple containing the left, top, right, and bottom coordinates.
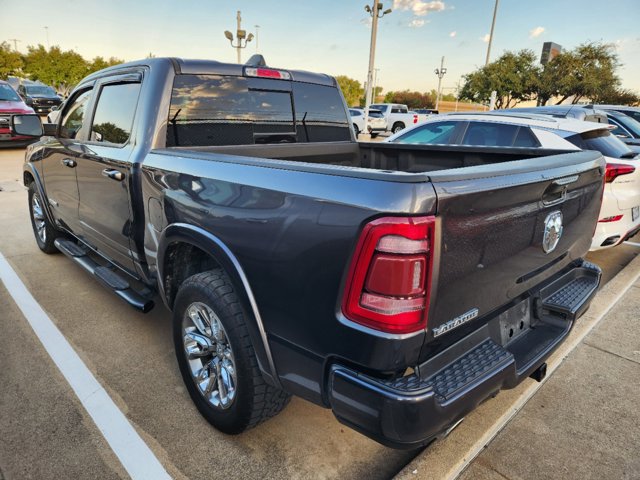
(173, 269, 291, 434)
(28, 183, 60, 254)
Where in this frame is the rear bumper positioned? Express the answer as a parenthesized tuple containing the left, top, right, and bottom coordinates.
(328, 261, 601, 449)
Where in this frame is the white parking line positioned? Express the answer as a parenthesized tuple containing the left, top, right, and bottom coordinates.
(623, 241, 640, 247)
(0, 252, 171, 480)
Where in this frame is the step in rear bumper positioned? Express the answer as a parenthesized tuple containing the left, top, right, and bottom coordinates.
(327, 261, 601, 449)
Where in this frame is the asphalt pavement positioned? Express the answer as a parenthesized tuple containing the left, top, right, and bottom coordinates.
(1, 146, 639, 480)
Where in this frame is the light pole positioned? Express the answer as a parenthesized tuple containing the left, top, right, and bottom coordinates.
(434, 56, 447, 111)
(363, 1, 391, 136)
(485, 0, 499, 65)
(371, 68, 380, 104)
(44, 26, 49, 49)
(8, 38, 20, 51)
(254, 25, 260, 52)
(224, 11, 254, 64)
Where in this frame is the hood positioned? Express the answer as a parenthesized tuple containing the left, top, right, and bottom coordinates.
(0, 100, 34, 114)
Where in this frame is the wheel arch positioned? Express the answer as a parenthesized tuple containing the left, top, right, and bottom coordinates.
(23, 164, 56, 225)
(158, 223, 280, 387)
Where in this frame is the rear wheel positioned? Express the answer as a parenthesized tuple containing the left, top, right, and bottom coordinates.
(392, 122, 405, 134)
(28, 182, 59, 254)
(173, 269, 291, 433)
(353, 123, 360, 137)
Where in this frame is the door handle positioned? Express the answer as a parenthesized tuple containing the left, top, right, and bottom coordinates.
(62, 158, 77, 168)
(102, 169, 124, 181)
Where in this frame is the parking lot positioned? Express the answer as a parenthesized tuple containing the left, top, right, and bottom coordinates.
(0, 145, 638, 480)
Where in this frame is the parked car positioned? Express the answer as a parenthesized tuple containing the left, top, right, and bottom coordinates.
(14, 57, 603, 449)
(370, 103, 426, 133)
(349, 108, 387, 137)
(0, 80, 36, 147)
(507, 104, 640, 148)
(386, 112, 640, 250)
(598, 109, 640, 147)
(17, 83, 63, 115)
(593, 105, 640, 124)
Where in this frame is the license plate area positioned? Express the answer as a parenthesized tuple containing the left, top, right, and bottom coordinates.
(497, 298, 532, 346)
(632, 206, 639, 222)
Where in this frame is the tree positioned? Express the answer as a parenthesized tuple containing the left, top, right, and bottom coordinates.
(88, 56, 123, 74)
(538, 42, 621, 105)
(459, 50, 540, 109)
(592, 87, 640, 106)
(383, 90, 435, 108)
(0, 42, 23, 79)
(335, 75, 363, 107)
(23, 45, 89, 94)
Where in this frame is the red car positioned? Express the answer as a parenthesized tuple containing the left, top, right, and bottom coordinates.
(0, 80, 36, 147)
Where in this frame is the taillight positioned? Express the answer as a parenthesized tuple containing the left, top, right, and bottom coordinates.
(244, 67, 291, 80)
(605, 163, 635, 183)
(598, 215, 623, 223)
(342, 216, 436, 334)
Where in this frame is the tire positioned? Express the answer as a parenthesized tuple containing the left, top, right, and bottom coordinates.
(28, 182, 60, 254)
(173, 269, 291, 434)
(353, 123, 360, 137)
(392, 122, 405, 134)
(370, 133, 378, 139)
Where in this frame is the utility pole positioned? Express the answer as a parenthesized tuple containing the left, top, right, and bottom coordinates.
(44, 26, 50, 49)
(223, 11, 254, 64)
(363, 1, 391, 136)
(434, 56, 447, 111)
(485, 0, 499, 65)
(8, 39, 20, 51)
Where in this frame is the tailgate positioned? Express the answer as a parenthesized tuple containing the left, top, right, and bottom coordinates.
(423, 150, 604, 349)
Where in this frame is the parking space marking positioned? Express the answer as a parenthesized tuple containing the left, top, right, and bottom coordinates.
(623, 241, 640, 248)
(0, 252, 171, 480)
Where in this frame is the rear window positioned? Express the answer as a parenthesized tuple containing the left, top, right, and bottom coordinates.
(565, 129, 635, 159)
(167, 74, 349, 147)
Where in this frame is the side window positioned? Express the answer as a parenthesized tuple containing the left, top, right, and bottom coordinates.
(90, 82, 141, 145)
(513, 127, 540, 147)
(461, 122, 519, 147)
(60, 89, 93, 139)
(608, 119, 629, 138)
(391, 121, 458, 144)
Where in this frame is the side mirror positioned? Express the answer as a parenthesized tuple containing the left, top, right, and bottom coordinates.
(11, 115, 44, 137)
(616, 133, 631, 139)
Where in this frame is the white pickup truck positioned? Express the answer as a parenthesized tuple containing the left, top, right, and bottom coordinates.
(370, 103, 427, 134)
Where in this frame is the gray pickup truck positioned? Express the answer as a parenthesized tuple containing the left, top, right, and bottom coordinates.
(13, 56, 603, 449)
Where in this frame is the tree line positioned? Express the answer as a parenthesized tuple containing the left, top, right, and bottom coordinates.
(0, 42, 123, 96)
(459, 41, 639, 108)
(336, 75, 457, 109)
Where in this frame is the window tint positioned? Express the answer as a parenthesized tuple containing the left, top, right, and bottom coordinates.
(0, 84, 20, 102)
(513, 127, 540, 147)
(168, 75, 295, 146)
(90, 82, 141, 144)
(371, 104, 388, 113)
(461, 122, 520, 147)
(566, 129, 635, 159)
(349, 109, 362, 117)
(60, 89, 92, 139)
(167, 74, 349, 146)
(292, 82, 350, 142)
(391, 121, 457, 144)
(608, 120, 629, 138)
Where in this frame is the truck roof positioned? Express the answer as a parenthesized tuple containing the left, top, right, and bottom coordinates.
(81, 57, 336, 87)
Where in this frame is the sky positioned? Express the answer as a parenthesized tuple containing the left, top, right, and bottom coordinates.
(1, 0, 639, 94)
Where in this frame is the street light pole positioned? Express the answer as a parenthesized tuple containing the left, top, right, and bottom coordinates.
(223, 11, 254, 64)
(363, 1, 391, 136)
(255, 25, 260, 53)
(485, 0, 499, 66)
(371, 68, 380, 104)
(44, 26, 49, 49)
(434, 56, 447, 111)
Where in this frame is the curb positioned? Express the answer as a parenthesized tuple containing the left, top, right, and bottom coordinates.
(394, 252, 640, 480)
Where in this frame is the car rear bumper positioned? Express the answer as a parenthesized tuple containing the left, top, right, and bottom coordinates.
(327, 261, 601, 449)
